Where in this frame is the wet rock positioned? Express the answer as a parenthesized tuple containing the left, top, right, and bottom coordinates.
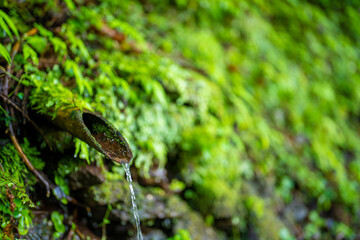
(26, 212, 53, 240)
(84, 179, 218, 240)
(109, 208, 131, 222)
(166, 195, 217, 240)
(139, 193, 217, 240)
(139, 166, 169, 187)
(173, 208, 217, 240)
(85, 179, 185, 220)
(130, 229, 167, 240)
(108, 188, 187, 224)
(68, 165, 105, 190)
(139, 192, 186, 220)
(84, 180, 130, 206)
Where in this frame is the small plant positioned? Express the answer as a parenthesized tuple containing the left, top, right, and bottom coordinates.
(51, 211, 66, 239)
(168, 229, 192, 240)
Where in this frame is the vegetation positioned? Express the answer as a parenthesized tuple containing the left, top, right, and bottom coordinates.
(1, 0, 360, 239)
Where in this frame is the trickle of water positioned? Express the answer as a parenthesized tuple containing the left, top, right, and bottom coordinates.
(123, 163, 143, 240)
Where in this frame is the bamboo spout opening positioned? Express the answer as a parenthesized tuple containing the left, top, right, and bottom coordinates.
(82, 112, 133, 163)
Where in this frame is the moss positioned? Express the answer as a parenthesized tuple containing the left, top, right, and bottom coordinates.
(1, 0, 360, 238)
(87, 180, 130, 206)
(69, 110, 78, 121)
(91, 122, 112, 136)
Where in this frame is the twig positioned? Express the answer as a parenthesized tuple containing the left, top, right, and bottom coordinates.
(24, 28, 38, 37)
(0, 92, 53, 150)
(74, 227, 84, 239)
(8, 119, 51, 197)
(66, 228, 74, 240)
(8, 69, 24, 98)
(22, 86, 30, 124)
(1, 73, 53, 150)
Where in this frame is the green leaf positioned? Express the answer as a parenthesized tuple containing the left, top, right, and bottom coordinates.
(0, 17, 12, 40)
(17, 92, 24, 100)
(54, 174, 69, 196)
(0, 43, 11, 63)
(0, 10, 19, 38)
(26, 36, 48, 54)
(169, 179, 186, 192)
(50, 37, 67, 55)
(18, 216, 30, 235)
(23, 44, 39, 65)
(64, 60, 93, 95)
(51, 211, 65, 234)
(34, 23, 53, 37)
(64, 0, 76, 11)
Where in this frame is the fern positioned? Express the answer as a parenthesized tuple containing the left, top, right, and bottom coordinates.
(0, 10, 19, 40)
(0, 43, 10, 63)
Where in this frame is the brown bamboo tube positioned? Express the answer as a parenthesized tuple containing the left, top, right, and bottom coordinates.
(50, 107, 133, 164)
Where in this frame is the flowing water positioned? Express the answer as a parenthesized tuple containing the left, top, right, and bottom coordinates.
(123, 163, 143, 240)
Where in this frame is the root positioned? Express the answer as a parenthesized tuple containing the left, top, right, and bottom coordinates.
(0, 92, 53, 150)
(8, 120, 52, 196)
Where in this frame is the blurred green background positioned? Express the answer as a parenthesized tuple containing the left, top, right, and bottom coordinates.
(1, 0, 360, 239)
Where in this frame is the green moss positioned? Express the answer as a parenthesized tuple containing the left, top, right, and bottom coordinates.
(1, 0, 360, 238)
(88, 180, 130, 206)
(69, 110, 78, 121)
(91, 122, 111, 136)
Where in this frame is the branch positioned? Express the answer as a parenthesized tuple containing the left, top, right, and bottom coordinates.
(0, 92, 53, 150)
(8, 120, 51, 197)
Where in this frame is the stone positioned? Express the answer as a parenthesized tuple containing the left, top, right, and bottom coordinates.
(68, 165, 105, 190)
(83, 179, 218, 240)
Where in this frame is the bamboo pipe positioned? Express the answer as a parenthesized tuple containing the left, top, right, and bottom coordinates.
(50, 107, 133, 164)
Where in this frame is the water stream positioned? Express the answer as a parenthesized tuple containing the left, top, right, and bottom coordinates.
(123, 163, 143, 240)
